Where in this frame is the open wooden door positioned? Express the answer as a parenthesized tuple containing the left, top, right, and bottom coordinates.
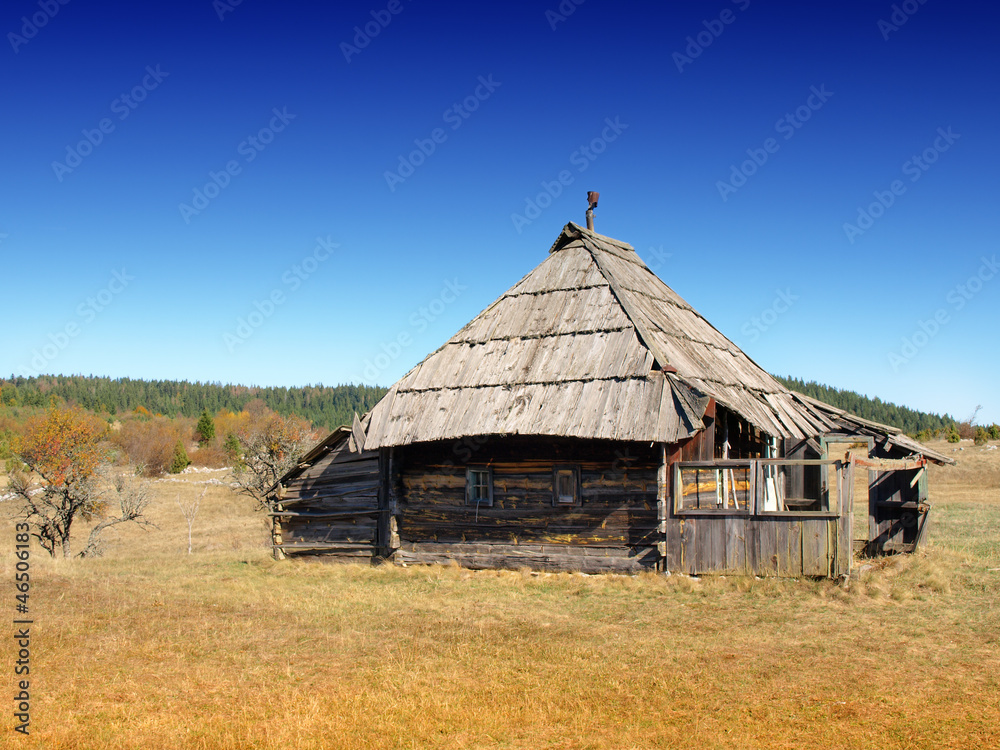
(854, 456, 930, 555)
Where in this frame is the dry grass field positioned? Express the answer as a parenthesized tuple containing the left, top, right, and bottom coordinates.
(1, 439, 998, 749)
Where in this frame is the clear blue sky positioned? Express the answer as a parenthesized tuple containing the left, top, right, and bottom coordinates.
(2, 0, 998, 424)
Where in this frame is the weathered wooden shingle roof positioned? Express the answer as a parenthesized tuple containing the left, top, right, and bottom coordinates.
(364, 222, 836, 449)
(791, 392, 955, 465)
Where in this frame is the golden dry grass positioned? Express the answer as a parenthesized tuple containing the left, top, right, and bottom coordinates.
(1, 442, 999, 749)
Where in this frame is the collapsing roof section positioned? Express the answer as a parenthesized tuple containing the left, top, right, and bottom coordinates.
(364, 222, 837, 449)
(792, 392, 955, 465)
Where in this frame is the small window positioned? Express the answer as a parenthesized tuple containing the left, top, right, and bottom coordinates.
(467, 466, 493, 507)
(552, 466, 580, 506)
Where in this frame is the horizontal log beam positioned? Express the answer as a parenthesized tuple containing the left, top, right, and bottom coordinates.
(270, 509, 386, 519)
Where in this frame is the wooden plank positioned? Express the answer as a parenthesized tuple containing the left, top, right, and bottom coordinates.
(755, 519, 778, 577)
(723, 515, 748, 573)
(285, 519, 377, 538)
(395, 538, 659, 570)
(376, 447, 390, 557)
(912, 509, 930, 551)
(664, 519, 683, 572)
(743, 514, 758, 573)
(775, 521, 790, 577)
(706, 519, 727, 573)
(800, 519, 829, 577)
(837, 490, 852, 576)
(680, 518, 698, 574)
(270, 509, 383, 519)
(693, 517, 713, 572)
(278, 541, 375, 551)
(852, 457, 926, 471)
(350, 412, 366, 453)
(785, 520, 803, 577)
(398, 523, 641, 546)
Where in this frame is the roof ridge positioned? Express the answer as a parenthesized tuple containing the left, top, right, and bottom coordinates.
(549, 221, 635, 254)
(582, 239, 675, 372)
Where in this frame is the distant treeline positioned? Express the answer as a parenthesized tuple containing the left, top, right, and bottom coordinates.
(0, 373, 959, 438)
(0, 375, 387, 432)
(774, 376, 954, 435)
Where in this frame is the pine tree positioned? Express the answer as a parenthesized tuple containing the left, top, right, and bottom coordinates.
(169, 440, 191, 474)
(196, 409, 216, 445)
(223, 432, 241, 463)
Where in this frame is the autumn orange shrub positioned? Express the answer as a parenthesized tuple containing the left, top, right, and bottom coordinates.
(9, 406, 109, 557)
(111, 416, 184, 476)
(188, 443, 230, 468)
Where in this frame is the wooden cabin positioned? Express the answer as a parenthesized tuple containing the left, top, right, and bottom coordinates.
(270, 222, 953, 577)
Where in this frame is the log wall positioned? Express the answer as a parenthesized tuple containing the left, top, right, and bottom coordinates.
(392, 436, 661, 572)
(272, 432, 381, 560)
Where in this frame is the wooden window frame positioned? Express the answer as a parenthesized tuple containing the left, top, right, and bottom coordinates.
(673, 461, 753, 516)
(673, 459, 843, 518)
(552, 465, 581, 507)
(466, 466, 493, 507)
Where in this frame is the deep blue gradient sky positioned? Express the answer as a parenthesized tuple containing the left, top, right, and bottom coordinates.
(2, 0, 998, 423)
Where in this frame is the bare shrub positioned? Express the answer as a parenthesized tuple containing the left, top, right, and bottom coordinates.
(175, 488, 205, 554)
(188, 443, 229, 468)
(111, 416, 183, 476)
(231, 407, 315, 511)
(78, 466, 156, 558)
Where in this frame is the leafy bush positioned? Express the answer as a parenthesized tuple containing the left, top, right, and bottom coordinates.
(946, 427, 961, 443)
(974, 426, 989, 446)
(989, 424, 1000, 441)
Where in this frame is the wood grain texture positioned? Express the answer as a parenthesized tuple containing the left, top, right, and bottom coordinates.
(272, 430, 381, 562)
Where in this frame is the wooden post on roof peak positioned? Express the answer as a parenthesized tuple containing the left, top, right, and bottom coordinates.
(586, 191, 599, 230)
